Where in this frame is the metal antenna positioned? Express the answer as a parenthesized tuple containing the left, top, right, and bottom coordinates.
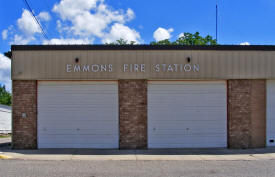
(216, 0, 218, 43)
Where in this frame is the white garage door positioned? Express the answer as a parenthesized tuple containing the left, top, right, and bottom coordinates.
(267, 80, 275, 146)
(148, 81, 227, 148)
(38, 81, 118, 148)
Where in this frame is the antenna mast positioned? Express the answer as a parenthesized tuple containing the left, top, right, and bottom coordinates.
(216, 1, 218, 42)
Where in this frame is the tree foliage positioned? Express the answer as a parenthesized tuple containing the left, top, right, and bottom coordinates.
(150, 32, 217, 45)
(150, 39, 171, 45)
(0, 85, 11, 106)
(104, 32, 217, 46)
(105, 38, 136, 45)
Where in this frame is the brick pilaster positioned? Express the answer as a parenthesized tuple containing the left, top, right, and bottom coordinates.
(12, 80, 37, 149)
(227, 80, 266, 148)
(119, 80, 147, 149)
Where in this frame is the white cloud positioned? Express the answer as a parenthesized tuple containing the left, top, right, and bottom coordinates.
(2, 30, 8, 40)
(56, 20, 70, 34)
(240, 42, 250, 45)
(0, 54, 11, 92)
(53, 0, 136, 38)
(178, 32, 185, 38)
(153, 27, 174, 41)
(17, 9, 41, 35)
(38, 11, 51, 21)
(11, 34, 35, 45)
(4, 0, 138, 45)
(126, 8, 135, 21)
(5, 9, 52, 45)
(102, 23, 141, 44)
(43, 38, 92, 45)
(0, 54, 10, 70)
(71, 11, 109, 37)
(52, 0, 99, 20)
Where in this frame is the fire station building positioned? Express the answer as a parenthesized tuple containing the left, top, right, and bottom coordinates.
(6, 45, 275, 149)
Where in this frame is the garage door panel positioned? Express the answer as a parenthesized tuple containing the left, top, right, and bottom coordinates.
(38, 112, 117, 119)
(150, 139, 227, 148)
(149, 95, 226, 105)
(39, 120, 117, 126)
(39, 128, 117, 134)
(39, 119, 117, 124)
(38, 81, 118, 149)
(149, 121, 225, 131)
(39, 81, 117, 86)
(39, 133, 118, 138)
(38, 113, 118, 121)
(39, 140, 118, 148)
(149, 101, 225, 107)
(149, 82, 226, 90)
(148, 81, 227, 148)
(38, 128, 117, 134)
(149, 91, 226, 95)
(38, 89, 117, 94)
(149, 112, 226, 121)
(149, 135, 227, 141)
(38, 94, 117, 99)
(38, 88, 117, 92)
(149, 129, 227, 136)
(148, 107, 226, 113)
(38, 101, 118, 106)
(39, 108, 117, 113)
(150, 142, 227, 148)
(39, 141, 119, 148)
(39, 135, 118, 143)
(38, 97, 118, 105)
(39, 143, 115, 149)
(39, 88, 118, 92)
(149, 130, 227, 136)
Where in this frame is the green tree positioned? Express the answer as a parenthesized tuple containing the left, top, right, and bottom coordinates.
(150, 32, 217, 45)
(0, 85, 11, 106)
(105, 38, 136, 45)
(150, 39, 171, 45)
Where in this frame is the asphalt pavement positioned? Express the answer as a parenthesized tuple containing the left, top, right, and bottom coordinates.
(1, 138, 275, 177)
(0, 159, 275, 177)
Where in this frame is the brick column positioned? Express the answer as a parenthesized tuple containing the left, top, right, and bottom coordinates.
(119, 80, 147, 149)
(227, 80, 266, 148)
(12, 80, 37, 149)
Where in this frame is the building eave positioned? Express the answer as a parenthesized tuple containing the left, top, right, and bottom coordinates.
(4, 51, 12, 59)
(10, 45, 275, 51)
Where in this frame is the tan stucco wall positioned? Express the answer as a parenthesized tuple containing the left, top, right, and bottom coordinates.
(12, 50, 275, 80)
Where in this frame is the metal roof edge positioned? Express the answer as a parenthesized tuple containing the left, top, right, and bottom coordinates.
(10, 45, 275, 51)
(4, 51, 12, 59)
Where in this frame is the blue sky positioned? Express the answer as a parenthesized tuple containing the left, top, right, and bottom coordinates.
(1, 0, 275, 92)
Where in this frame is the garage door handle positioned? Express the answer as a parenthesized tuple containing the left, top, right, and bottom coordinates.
(76, 128, 80, 131)
(153, 128, 156, 131)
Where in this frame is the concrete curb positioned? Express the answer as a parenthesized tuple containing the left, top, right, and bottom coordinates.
(0, 154, 12, 159)
(1, 153, 275, 161)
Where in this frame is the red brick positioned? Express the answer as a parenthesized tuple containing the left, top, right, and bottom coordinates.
(119, 80, 147, 149)
(228, 80, 266, 148)
(12, 80, 37, 149)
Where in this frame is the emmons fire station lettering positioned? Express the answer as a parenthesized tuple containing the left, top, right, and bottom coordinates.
(66, 63, 200, 73)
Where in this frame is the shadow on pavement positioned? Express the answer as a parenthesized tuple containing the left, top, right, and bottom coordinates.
(0, 137, 11, 148)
